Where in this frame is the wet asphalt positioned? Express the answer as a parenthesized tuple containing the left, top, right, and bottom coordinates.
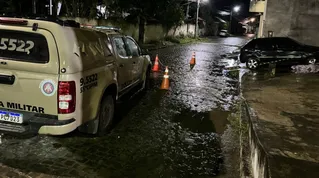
(0, 37, 248, 178)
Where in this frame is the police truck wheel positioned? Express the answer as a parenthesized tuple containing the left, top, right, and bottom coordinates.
(142, 68, 151, 91)
(246, 58, 259, 70)
(97, 95, 115, 136)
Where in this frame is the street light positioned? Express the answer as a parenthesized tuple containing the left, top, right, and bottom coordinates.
(233, 6, 240, 13)
(229, 5, 241, 34)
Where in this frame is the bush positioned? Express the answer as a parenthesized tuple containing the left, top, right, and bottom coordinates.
(147, 40, 161, 44)
(187, 33, 194, 38)
(178, 32, 185, 38)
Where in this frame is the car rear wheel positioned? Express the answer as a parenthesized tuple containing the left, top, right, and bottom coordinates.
(307, 58, 316, 64)
(246, 58, 259, 70)
(142, 68, 151, 91)
(97, 95, 115, 136)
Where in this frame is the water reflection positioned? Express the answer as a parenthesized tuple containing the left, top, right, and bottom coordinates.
(173, 109, 230, 134)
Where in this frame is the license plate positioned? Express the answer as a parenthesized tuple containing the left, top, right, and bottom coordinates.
(0, 110, 23, 124)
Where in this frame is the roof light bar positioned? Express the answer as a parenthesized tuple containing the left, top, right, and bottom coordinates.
(94, 26, 121, 31)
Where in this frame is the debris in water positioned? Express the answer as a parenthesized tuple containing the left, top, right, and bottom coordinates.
(291, 65, 319, 74)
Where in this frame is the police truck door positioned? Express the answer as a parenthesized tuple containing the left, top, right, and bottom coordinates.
(112, 36, 133, 92)
(124, 37, 144, 84)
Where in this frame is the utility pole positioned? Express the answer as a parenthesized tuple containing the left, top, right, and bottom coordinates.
(229, 10, 232, 34)
(186, 3, 190, 34)
(195, 0, 199, 38)
(32, 0, 36, 14)
(49, 0, 53, 15)
(186, 3, 190, 19)
(228, 5, 240, 34)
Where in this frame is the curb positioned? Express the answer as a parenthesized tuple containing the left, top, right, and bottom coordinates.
(239, 72, 270, 178)
(242, 99, 270, 178)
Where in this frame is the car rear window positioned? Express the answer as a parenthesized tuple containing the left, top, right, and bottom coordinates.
(244, 40, 257, 49)
(0, 30, 49, 63)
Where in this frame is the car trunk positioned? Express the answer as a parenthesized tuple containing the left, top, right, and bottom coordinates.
(302, 45, 319, 53)
(0, 21, 60, 124)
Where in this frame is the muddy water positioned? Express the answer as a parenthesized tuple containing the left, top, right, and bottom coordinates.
(173, 109, 230, 134)
(0, 39, 246, 178)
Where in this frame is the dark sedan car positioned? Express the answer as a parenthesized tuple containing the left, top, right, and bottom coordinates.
(239, 37, 319, 69)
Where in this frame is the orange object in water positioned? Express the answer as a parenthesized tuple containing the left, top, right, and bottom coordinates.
(152, 54, 160, 72)
(190, 52, 196, 65)
(160, 68, 170, 90)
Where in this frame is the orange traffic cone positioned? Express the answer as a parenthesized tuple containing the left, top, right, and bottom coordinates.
(160, 67, 170, 90)
(164, 66, 169, 75)
(190, 52, 196, 65)
(152, 54, 160, 72)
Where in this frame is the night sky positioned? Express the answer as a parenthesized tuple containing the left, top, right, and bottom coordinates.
(214, 0, 251, 18)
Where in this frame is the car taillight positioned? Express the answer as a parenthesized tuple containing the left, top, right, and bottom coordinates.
(0, 18, 28, 25)
(58, 81, 76, 114)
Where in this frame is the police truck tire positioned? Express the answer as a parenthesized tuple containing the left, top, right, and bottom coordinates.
(142, 68, 151, 91)
(97, 95, 115, 136)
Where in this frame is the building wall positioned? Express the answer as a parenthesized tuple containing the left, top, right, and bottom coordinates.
(61, 17, 198, 43)
(264, 0, 319, 46)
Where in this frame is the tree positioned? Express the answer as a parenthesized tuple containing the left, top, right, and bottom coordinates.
(0, 0, 31, 15)
(0, 0, 16, 14)
(200, 2, 217, 36)
(156, 0, 184, 34)
(0, 0, 185, 42)
(59, 0, 98, 18)
(111, 0, 184, 42)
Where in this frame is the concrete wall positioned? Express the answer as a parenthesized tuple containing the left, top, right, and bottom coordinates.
(144, 25, 165, 42)
(61, 17, 198, 43)
(62, 17, 140, 40)
(264, 0, 319, 46)
(167, 24, 196, 37)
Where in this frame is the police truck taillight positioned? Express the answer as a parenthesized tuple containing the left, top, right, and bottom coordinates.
(58, 81, 76, 114)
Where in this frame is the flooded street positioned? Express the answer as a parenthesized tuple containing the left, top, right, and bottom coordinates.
(0, 37, 248, 177)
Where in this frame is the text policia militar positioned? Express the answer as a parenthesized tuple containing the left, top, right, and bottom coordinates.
(0, 101, 45, 114)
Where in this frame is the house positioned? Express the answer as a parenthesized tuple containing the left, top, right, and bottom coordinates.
(250, 0, 319, 46)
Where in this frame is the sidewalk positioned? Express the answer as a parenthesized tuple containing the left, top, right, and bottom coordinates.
(242, 71, 319, 177)
(139, 41, 175, 51)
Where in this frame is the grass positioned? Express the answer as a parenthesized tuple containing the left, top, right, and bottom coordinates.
(141, 36, 211, 51)
(228, 102, 249, 136)
(164, 36, 210, 44)
(179, 37, 209, 44)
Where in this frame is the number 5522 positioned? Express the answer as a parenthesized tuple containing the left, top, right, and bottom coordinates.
(0, 38, 35, 55)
